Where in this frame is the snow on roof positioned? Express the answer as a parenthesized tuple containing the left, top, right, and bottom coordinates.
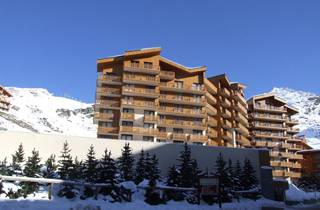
(160, 56, 205, 69)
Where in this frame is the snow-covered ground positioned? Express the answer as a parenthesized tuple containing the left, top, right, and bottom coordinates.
(0, 87, 96, 137)
(0, 182, 286, 210)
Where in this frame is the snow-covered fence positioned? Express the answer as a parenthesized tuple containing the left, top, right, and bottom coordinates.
(0, 175, 131, 200)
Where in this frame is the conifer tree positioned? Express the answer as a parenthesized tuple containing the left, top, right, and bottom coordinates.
(232, 160, 242, 191)
(214, 153, 232, 201)
(0, 158, 10, 175)
(177, 143, 194, 187)
(11, 143, 25, 173)
(96, 148, 117, 186)
(146, 154, 160, 181)
(135, 149, 146, 184)
(144, 152, 152, 180)
(43, 154, 58, 178)
(190, 159, 202, 188)
(166, 165, 180, 187)
(58, 141, 73, 180)
(118, 143, 134, 181)
(144, 154, 161, 205)
(83, 145, 98, 182)
(21, 149, 41, 195)
(240, 158, 258, 190)
(70, 156, 83, 181)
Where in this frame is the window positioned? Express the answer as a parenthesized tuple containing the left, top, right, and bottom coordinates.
(192, 83, 202, 90)
(144, 62, 153, 69)
(174, 105, 183, 112)
(158, 127, 166, 132)
(194, 95, 201, 102)
(144, 123, 154, 129)
(144, 110, 155, 116)
(193, 130, 202, 135)
(123, 108, 134, 113)
(99, 122, 112, 127)
(174, 81, 183, 88)
(122, 121, 133, 126)
(124, 96, 133, 104)
(173, 128, 183, 134)
(131, 60, 139, 68)
(143, 136, 154, 142)
(103, 109, 113, 113)
(121, 134, 133, 140)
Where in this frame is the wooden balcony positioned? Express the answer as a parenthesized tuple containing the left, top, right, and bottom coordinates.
(288, 153, 303, 160)
(206, 103, 217, 116)
(98, 127, 119, 135)
(251, 123, 287, 131)
(288, 145, 303, 151)
(121, 100, 157, 109)
(120, 126, 158, 136)
(206, 92, 217, 105)
(159, 71, 175, 80)
(157, 132, 169, 139)
(0, 102, 10, 111)
(123, 63, 160, 75)
(222, 130, 233, 141)
(220, 97, 231, 108)
(95, 100, 120, 109)
(286, 118, 299, 125)
(270, 161, 293, 168)
(233, 101, 247, 116)
(204, 79, 218, 94)
(234, 123, 249, 136)
(285, 171, 301, 178)
(159, 94, 205, 106)
(122, 87, 159, 98)
(96, 87, 121, 97)
(222, 120, 232, 129)
(189, 134, 207, 143)
(158, 106, 206, 118)
(207, 118, 218, 127)
(0, 96, 10, 104)
(123, 74, 159, 86)
(251, 131, 287, 140)
(270, 151, 290, 158)
(234, 112, 247, 124)
(172, 133, 188, 141)
(159, 83, 205, 95)
(94, 112, 114, 122)
(97, 74, 122, 85)
(121, 113, 134, 120)
(220, 108, 232, 119)
(254, 104, 286, 113)
(219, 87, 231, 98)
(158, 119, 205, 130)
(208, 129, 218, 138)
(291, 163, 302, 169)
(273, 170, 285, 177)
(232, 91, 247, 107)
(250, 113, 286, 122)
(144, 115, 158, 122)
(287, 127, 300, 134)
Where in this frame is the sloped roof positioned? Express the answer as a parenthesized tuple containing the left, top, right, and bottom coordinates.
(0, 86, 11, 97)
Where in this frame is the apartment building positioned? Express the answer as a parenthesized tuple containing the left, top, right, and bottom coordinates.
(298, 149, 320, 177)
(0, 86, 11, 111)
(94, 48, 250, 147)
(205, 75, 250, 147)
(247, 94, 309, 179)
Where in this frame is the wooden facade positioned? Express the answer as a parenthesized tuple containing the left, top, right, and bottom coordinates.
(0, 86, 11, 111)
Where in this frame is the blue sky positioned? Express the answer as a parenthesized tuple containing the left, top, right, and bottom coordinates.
(1, 1, 320, 103)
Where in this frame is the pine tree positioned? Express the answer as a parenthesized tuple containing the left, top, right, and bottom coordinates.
(166, 165, 180, 187)
(70, 156, 83, 181)
(144, 154, 161, 205)
(118, 143, 134, 181)
(177, 143, 194, 187)
(144, 152, 152, 180)
(240, 158, 258, 190)
(135, 149, 146, 184)
(21, 149, 41, 195)
(190, 159, 202, 188)
(96, 148, 117, 185)
(214, 153, 232, 202)
(11, 143, 25, 173)
(43, 154, 58, 178)
(58, 141, 73, 180)
(146, 154, 160, 181)
(0, 158, 10, 175)
(232, 160, 242, 191)
(83, 145, 98, 182)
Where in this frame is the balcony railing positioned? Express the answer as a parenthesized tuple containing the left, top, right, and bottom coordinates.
(144, 115, 158, 122)
(189, 134, 207, 142)
(159, 71, 175, 79)
(206, 103, 217, 116)
(273, 170, 285, 177)
(252, 122, 286, 130)
(254, 104, 286, 112)
(286, 118, 299, 124)
(159, 94, 205, 105)
(96, 87, 121, 96)
(271, 161, 293, 168)
(122, 100, 156, 109)
(232, 91, 247, 107)
(158, 106, 206, 117)
(123, 63, 160, 75)
(159, 83, 205, 95)
(235, 112, 247, 124)
(220, 87, 231, 97)
(123, 74, 159, 85)
(121, 113, 134, 120)
(95, 100, 120, 108)
(98, 127, 119, 134)
(208, 129, 218, 138)
(122, 87, 159, 98)
(251, 113, 286, 122)
(158, 119, 205, 129)
(0, 96, 10, 104)
(285, 171, 301, 178)
(222, 120, 233, 129)
(222, 130, 233, 141)
(220, 97, 231, 108)
(206, 92, 217, 105)
(120, 126, 158, 135)
(94, 112, 114, 120)
(172, 133, 188, 141)
(287, 127, 300, 133)
(220, 108, 232, 118)
(97, 74, 122, 84)
(207, 118, 218, 127)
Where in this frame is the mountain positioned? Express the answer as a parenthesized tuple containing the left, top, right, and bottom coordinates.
(271, 87, 320, 149)
(0, 87, 96, 137)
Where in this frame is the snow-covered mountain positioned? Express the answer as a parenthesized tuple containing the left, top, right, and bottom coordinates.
(0, 87, 96, 137)
(271, 87, 320, 148)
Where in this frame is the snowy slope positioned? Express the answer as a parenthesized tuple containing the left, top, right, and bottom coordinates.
(271, 87, 320, 148)
(0, 87, 96, 137)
